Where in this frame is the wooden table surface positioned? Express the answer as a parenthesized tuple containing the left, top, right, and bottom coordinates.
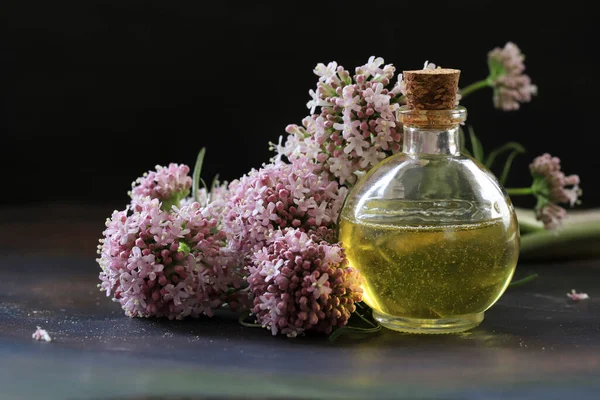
(1, 204, 600, 399)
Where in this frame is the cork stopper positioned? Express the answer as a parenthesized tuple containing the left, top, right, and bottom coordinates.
(403, 68, 460, 110)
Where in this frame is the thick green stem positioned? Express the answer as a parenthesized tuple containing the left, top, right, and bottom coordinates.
(459, 78, 491, 98)
(518, 218, 544, 233)
(516, 208, 600, 259)
(506, 187, 534, 196)
(514, 207, 544, 233)
(520, 218, 600, 261)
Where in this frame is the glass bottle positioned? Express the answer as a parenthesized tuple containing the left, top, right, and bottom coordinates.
(339, 102, 519, 334)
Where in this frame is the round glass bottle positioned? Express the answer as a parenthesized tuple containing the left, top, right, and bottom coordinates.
(338, 105, 520, 333)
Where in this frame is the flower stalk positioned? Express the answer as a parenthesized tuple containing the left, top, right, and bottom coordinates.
(508, 273, 539, 288)
(506, 187, 534, 196)
(459, 78, 491, 98)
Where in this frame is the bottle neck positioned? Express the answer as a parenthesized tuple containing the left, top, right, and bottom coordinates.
(402, 125, 461, 156)
(398, 106, 466, 156)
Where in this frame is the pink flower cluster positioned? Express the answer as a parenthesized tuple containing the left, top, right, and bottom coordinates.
(97, 197, 244, 319)
(220, 160, 366, 336)
(183, 180, 231, 224)
(196, 182, 230, 209)
(488, 42, 538, 111)
(275, 56, 404, 185)
(530, 153, 581, 229)
(130, 164, 192, 210)
(247, 228, 363, 337)
(222, 160, 347, 254)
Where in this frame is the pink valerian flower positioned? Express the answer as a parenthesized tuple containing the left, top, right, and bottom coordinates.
(130, 164, 193, 210)
(530, 154, 581, 206)
(247, 228, 363, 337)
(32, 327, 52, 342)
(536, 204, 567, 231)
(488, 42, 538, 111)
(529, 153, 581, 229)
(97, 197, 245, 320)
(567, 289, 589, 301)
(276, 56, 404, 186)
(221, 159, 347, 255)
(181, 179, 231, 224)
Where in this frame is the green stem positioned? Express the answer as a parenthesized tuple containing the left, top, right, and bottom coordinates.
(328, 324, 381, 343)
(354, 310, 379, 329)
(520, 220, 600, 255)
(328, 302, 382, 342)
(509, 273, 538, 288)
(238, 314, 262, 328)
(519, 219, 544, 233)
(514, 207, 544, 233)
(459, 78, 491, 98)
(515, 207, 545, 231)
(506, 187, 534, 196)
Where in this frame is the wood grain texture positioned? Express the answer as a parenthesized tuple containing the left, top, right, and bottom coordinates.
(1, 204, 600, 399)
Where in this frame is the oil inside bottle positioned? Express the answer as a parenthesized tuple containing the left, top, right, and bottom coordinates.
(339, 199, 519, 329)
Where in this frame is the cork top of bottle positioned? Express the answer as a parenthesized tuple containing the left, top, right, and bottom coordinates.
(403, 68, 460, 110)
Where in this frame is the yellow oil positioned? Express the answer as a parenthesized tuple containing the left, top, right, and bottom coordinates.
(339, 215, 519, 321)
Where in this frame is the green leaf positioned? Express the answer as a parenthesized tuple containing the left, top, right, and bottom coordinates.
(458, 127, 472, 156)
(485, 142, 526, 169)
(177, 241, 191, 256)
(200, 178, 208, 191)
(192, 148, 206, 203)
(328, 302, 382, 343)
(467, 126, 484, 162)
(210, 174, 220, 193)
(206, 173, 221, 205)
(500, 148, 524, 186)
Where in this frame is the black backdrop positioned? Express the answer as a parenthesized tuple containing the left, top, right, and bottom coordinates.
(1, 1, 598, 210)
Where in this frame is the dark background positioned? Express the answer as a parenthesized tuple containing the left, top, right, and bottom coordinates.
(1, 0, 597, 210)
